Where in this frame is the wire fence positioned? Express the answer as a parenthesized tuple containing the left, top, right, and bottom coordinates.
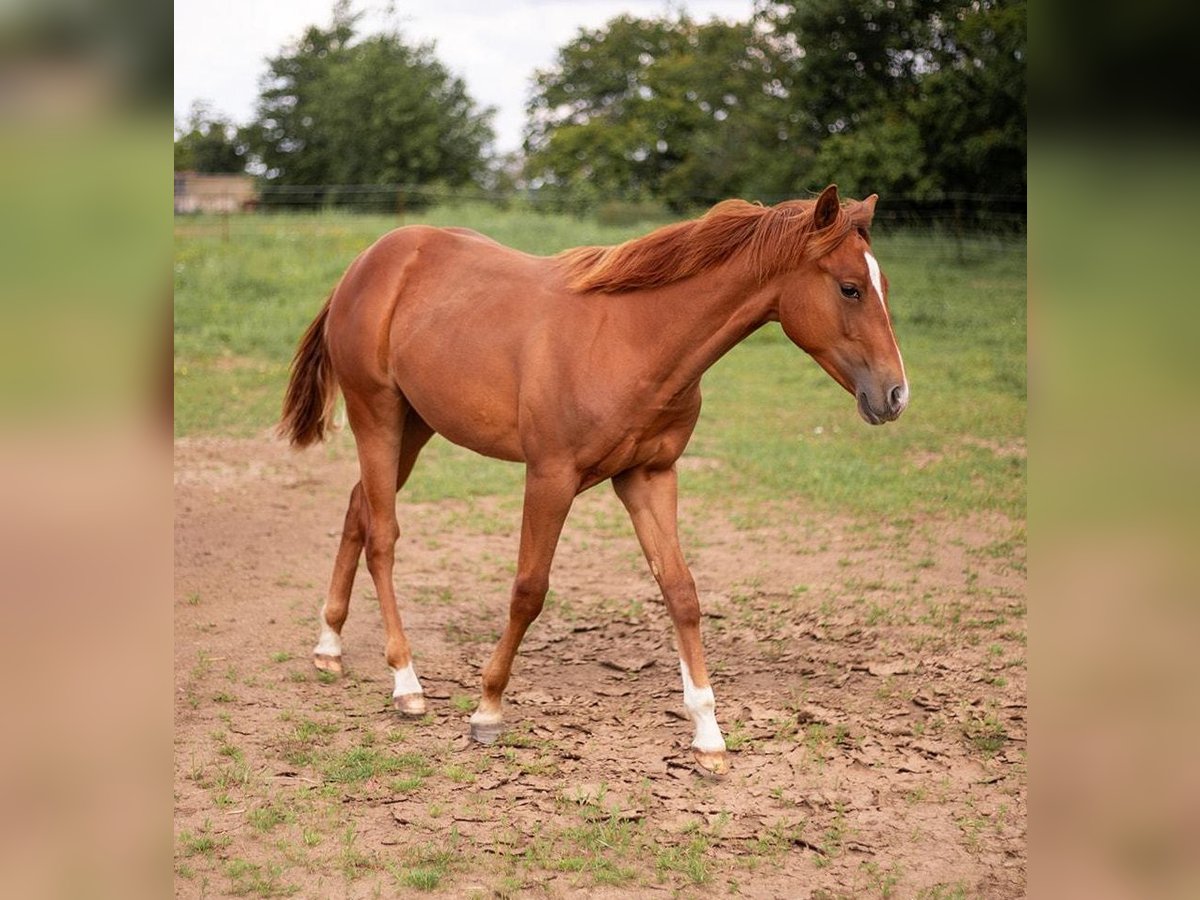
(173, 180, 1026, 255)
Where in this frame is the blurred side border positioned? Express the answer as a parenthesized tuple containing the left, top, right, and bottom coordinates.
(0, 0, 172, 897)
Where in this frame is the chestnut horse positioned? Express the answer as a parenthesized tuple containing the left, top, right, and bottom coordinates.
(280, 184, 907, 774)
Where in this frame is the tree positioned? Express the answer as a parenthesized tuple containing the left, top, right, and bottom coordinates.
(174, 101, 247, 173)
(759, 0, 1026, 211)
(525, 14, 801, 211)
(248, 2, 494, 206)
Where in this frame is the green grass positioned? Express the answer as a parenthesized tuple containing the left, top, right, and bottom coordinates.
(319, 746, 432, 784)
(175, 206, 1024, 518)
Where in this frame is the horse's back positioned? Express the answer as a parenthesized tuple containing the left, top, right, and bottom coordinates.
(327, 225, 568, 460)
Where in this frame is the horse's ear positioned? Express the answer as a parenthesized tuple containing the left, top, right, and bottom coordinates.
(860, 194, 879, 225)
(813, 184, 840, 229)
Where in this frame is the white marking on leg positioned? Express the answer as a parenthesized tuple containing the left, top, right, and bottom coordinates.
(313, 605, 342, 657)
(391, 662, 423, 697)
(680, 658, 726, 753)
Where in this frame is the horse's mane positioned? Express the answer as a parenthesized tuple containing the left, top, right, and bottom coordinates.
(558, 197, 870, 294)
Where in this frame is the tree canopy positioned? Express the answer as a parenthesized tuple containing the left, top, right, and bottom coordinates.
(526, 0, 1025, 218)
(174, 101, 247, 174)
(174, 1, 1024, 222)
(246, 3, 494, 205)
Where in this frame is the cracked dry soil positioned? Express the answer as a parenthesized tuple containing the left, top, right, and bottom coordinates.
(174, 435, 1025, 898)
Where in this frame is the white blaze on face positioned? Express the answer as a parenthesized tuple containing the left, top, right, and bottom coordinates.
(864, 251, 885, 309)
(865, 250, 909, 405)
(313, 605, 343, 657)
(391, 662, 423, 697)
(680, 658, 726, 753)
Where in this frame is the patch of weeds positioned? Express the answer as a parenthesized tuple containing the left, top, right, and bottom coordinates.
(656, 833, 710, 885)
(247, 800, 293, 832)
(340, 823, 378, 879)
(494, 873, 525, 897)
(724, 720, 753, 752)
(864, 603, 890, 626)
(387, 840, 459, 892)
(192, 650, 214, 680)
(917, 884, 970, 900)
(315, 669, 338, 684)
(224, 858, 298, 897)
(814, 804, 849, 867)
(212, 691, 236, 703)
(527, 807, 642, 887)
(178, 820, 229, 858)
(270, 651, 293, 664)
(389, 774, 425, 793)
(186, 592, 202, 606)
(962, 710, 1007, 755)
(301, 827, 322, 847)
(287, 671, 308, 683)
(450, 695, 475, 713)
(496, 726, 550, 751)
(443, 763, 476, 784)
(860, 860, 904, 897)
(321, 746, 431, 784)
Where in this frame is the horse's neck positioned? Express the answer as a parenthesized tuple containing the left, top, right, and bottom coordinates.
(630, 270, 775, 394)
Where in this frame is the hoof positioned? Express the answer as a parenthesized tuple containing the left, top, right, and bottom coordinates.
(313, 654, 343, 675)
(693, 748, 730, 776)
(393, 693, 427, 717)
(469, 720, 504, 745)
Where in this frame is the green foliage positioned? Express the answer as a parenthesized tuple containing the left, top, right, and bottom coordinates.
(764, 0, 1027, 204)
(526, 14, 800, 211)
(175, 101, 248, 173)
(526, 3, 1025, 215)
(248, 2, 493, 207)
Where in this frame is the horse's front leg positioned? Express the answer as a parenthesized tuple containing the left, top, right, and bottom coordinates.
(613, 465, 728, 774)
(469, 467, 577, 743)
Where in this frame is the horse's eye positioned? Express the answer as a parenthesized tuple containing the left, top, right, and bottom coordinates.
(840, 284, 861, 300)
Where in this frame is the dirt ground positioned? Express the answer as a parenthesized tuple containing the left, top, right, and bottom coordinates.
(174, 435, 1026, 898)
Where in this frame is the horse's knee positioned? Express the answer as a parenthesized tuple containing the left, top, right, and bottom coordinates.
(511, 572, 549, 621)
(364, 520, 400, 570)
(662, 576, 700, 629)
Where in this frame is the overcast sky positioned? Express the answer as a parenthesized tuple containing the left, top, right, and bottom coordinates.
(174, 0, 754, 153)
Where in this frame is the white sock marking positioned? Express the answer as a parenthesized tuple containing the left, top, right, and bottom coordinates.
(391, 662, 423, 697)
(680, 658, 726, 753)
(313, 606, 342, 657)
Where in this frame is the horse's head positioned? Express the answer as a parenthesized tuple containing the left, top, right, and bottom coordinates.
(776, 185, 908, 425)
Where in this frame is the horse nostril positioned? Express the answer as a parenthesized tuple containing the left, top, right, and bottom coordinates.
(889, 384, 905, 411)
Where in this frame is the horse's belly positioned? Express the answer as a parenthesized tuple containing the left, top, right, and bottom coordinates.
(393, 360, 524, 463)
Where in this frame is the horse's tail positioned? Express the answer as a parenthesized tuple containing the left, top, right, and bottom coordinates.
(279, 295, 337, 447)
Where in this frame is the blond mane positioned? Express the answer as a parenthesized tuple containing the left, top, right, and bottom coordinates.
(558, 197, 870, 294)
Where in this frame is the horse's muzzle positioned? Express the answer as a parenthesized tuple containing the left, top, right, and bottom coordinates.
(857, 382, 908, 425)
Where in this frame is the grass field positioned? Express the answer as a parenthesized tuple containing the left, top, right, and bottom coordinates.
(174, 205, 1027, 897)
(174, 205, 1025, 521)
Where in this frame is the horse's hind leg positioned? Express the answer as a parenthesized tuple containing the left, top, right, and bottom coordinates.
(324, 392, 430, 715)
(313, 414, 434, 674)
(313, 413, 434, 676)
(313, 481, 366, 674)
(613, 465, 728, 775)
